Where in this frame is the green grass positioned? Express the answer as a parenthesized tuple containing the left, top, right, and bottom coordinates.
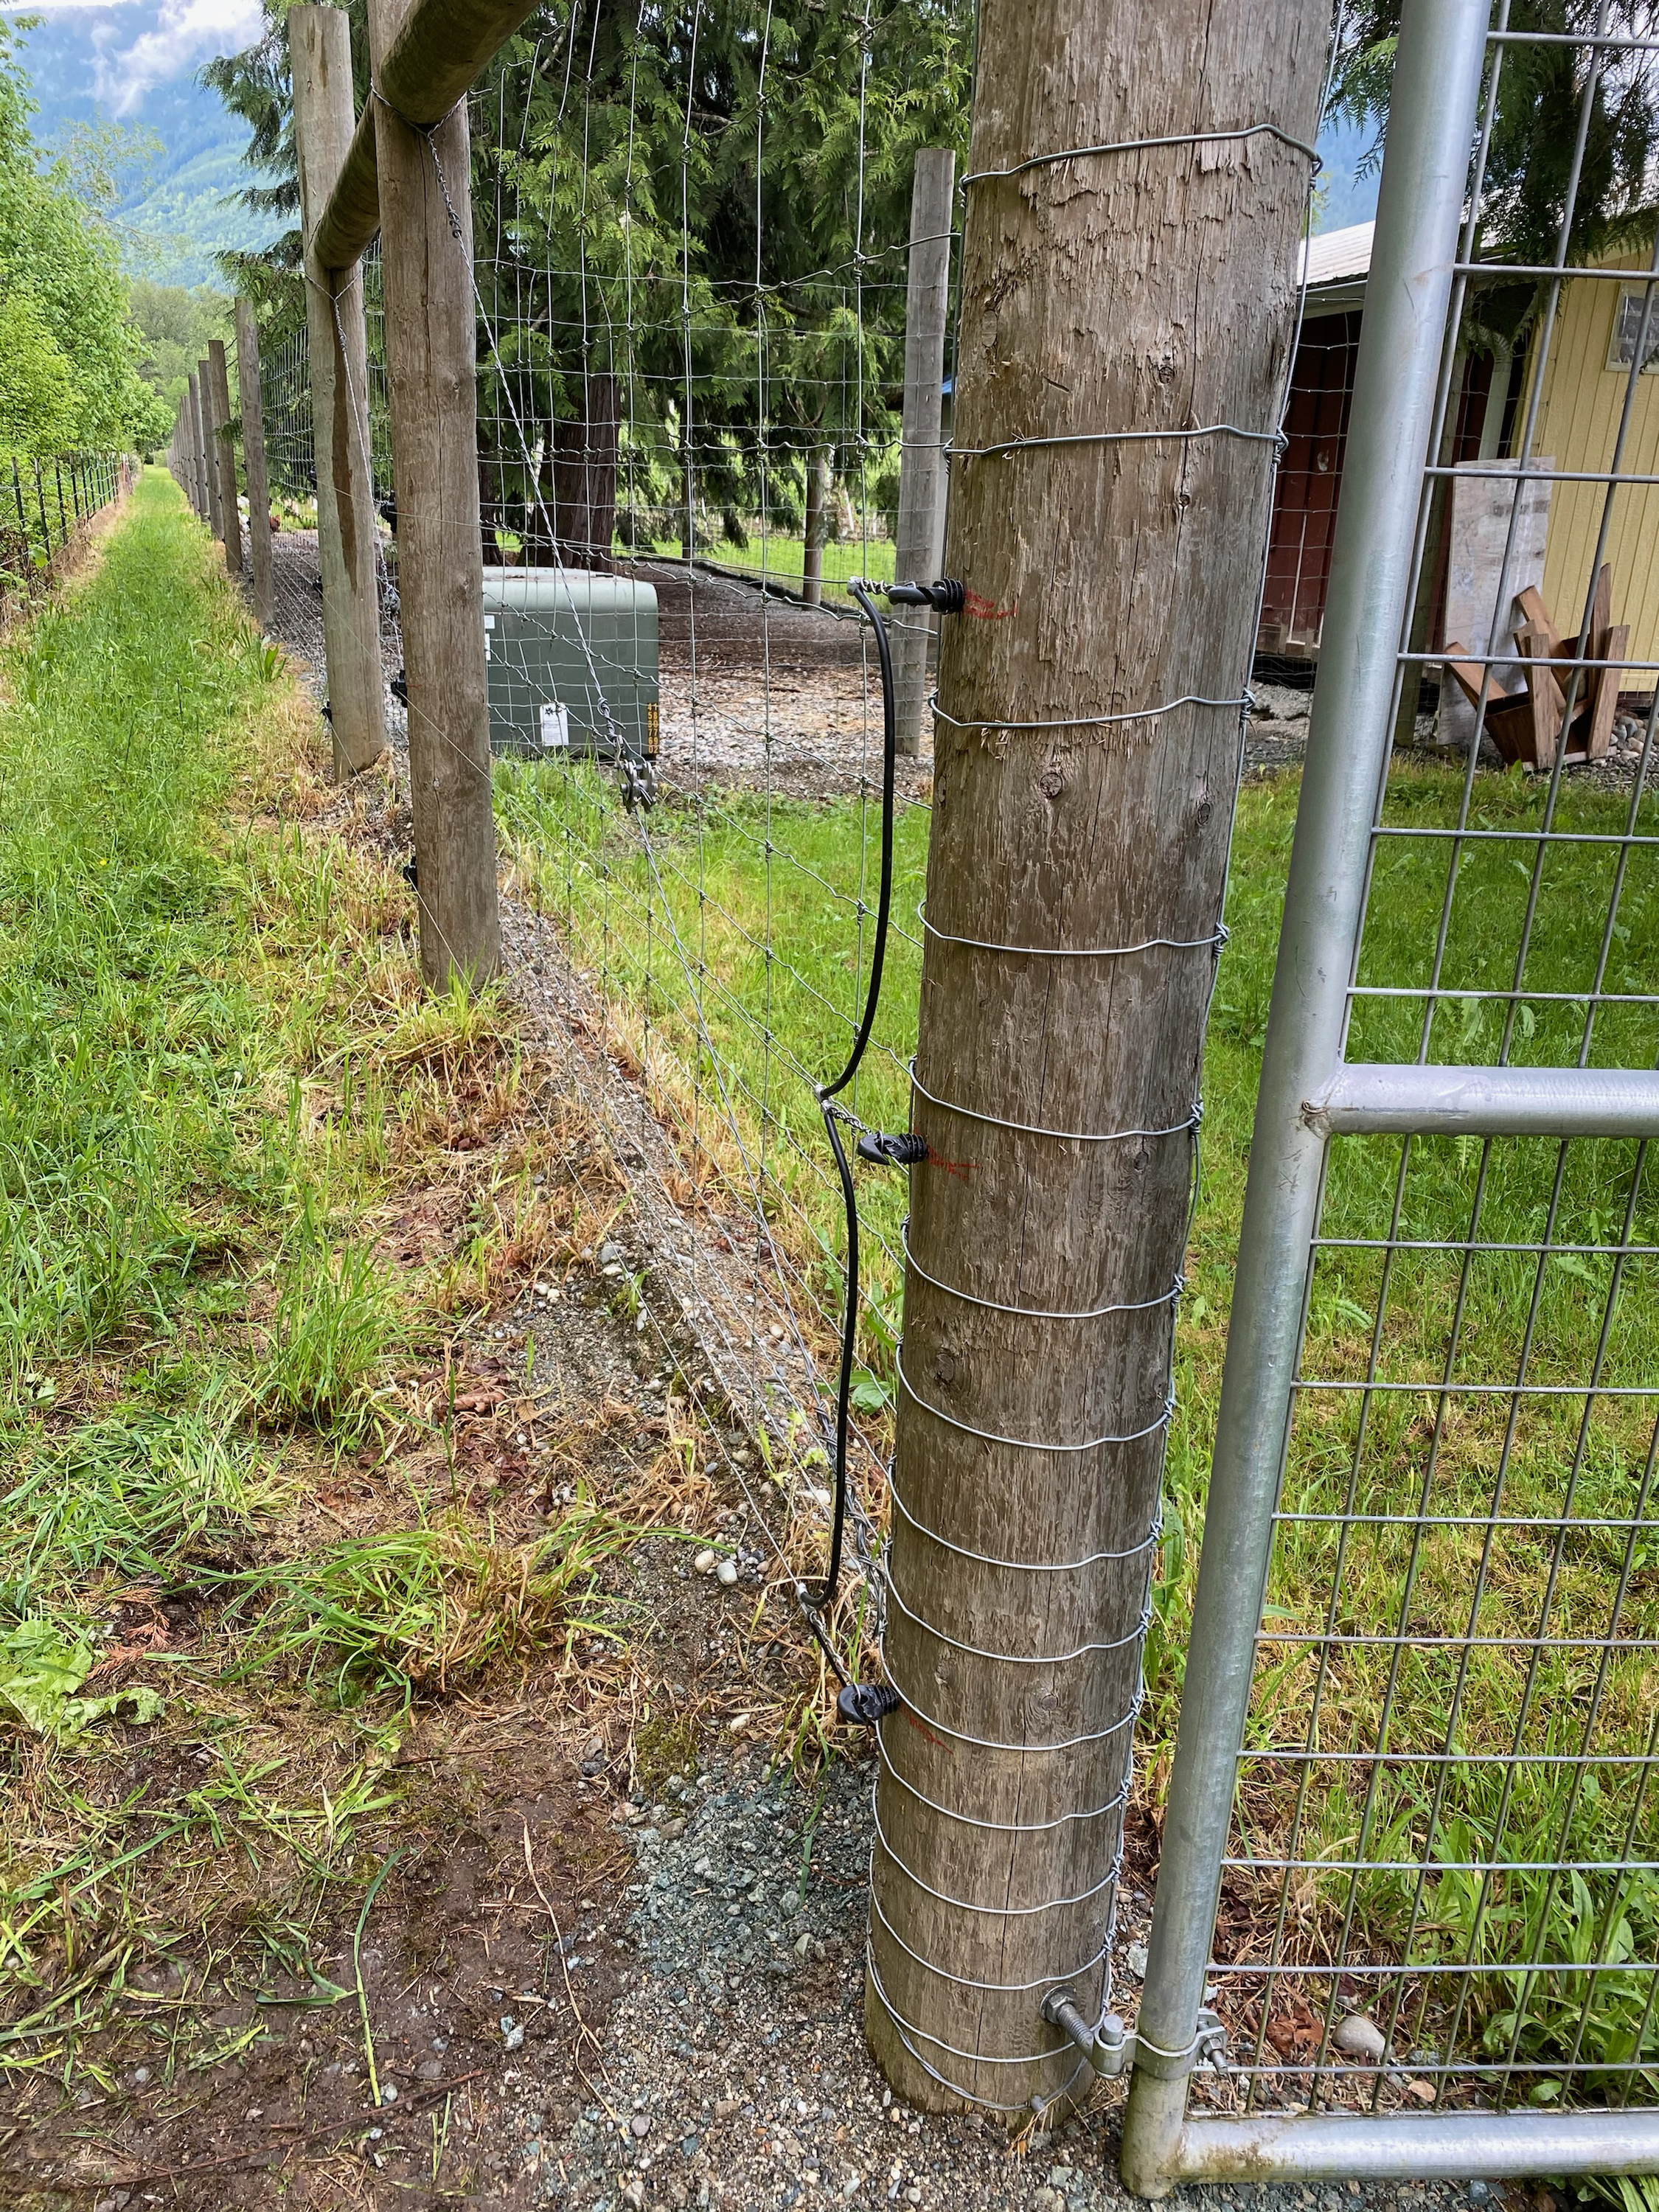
(500, 745, 1659, 2093)
(0, 473, 578, 1678)
(0, 480, 643, 2084)
(628, 527, 897, 593)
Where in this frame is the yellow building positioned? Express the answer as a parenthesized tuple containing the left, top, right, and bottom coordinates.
(1272, 226, 1659, 690)
(1522, 254, 1659, 669)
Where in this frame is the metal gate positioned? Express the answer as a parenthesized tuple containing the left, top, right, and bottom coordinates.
(1121, 0, 1659, 2188)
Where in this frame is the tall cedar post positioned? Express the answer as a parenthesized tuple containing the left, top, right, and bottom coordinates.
(198, 357, 225, 541)
(891, 148, 955, 758)
(183, 375, 199, 516)
(864, 0, 1329, 2116)
(366, 0, 501, 989)
(208, 339, 245, 577)
(235, 299, 276, 627)
(290, 5, 387, 779)
(188, 372, 210, 520)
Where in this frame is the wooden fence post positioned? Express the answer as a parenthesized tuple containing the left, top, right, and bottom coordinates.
(290, 4, 387, 779)
(208, 338, 245, 577)
(365, 0, 500, 990)
(863, 0, 1331, 2118)
(186, 373, 207, 519)
(235, 299, 276, 629)
(892, 147, 956, 758)
(194, 373, 212, 521)
(198, 356, 226, 541)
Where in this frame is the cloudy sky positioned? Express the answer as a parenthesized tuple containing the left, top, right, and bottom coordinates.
(0, 0, 263, 114)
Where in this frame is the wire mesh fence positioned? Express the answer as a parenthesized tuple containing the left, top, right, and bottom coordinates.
(1, 453, 130, 608)
(1176, 5, 1659, 2141)
(246, 8, 967, 1711)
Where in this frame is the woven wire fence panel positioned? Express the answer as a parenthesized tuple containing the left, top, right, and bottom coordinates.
(255, 258, 406, 723)
(465, 5, 972, 1685)
(248, 7, 976, 1701)
(1, 453, 125, 601)
(1204, 7, 1659, 2124)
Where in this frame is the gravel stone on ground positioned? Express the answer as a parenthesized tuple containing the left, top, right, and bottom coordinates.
(492, 1752, 1498, 2212)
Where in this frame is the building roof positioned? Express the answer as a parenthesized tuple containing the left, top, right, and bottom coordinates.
(1301, 220, 1374, 291)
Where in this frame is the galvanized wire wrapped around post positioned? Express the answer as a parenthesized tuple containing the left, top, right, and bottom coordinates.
(863, 0, 1333, 2119)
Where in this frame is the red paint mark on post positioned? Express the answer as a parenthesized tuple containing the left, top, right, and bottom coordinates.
(963, 589, 1017, 621)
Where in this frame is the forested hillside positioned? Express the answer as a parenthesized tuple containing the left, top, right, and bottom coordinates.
(0, 23, 165, 462)
(18, 14, 280, 288)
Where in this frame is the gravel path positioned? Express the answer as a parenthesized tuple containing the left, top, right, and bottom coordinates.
(491, 1750, 1495, 2212)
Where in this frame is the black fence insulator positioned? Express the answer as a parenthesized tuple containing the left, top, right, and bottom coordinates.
(403, 858, 418, 891)
(390, 667, 409, 709)
(836, 1682, 902, 1726)
(886, 577, 965, 613)
(321, 698, 333, 724)
(310, 574, 324, 598)
(856, 1130, 930, 1168)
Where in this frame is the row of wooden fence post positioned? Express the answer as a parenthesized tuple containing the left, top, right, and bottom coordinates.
(167, 325, 275, 631)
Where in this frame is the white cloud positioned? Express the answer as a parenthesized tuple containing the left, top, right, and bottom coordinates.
(30, 0, 267, 109)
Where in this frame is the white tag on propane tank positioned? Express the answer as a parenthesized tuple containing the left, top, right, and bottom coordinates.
(539, 700, 570, 751)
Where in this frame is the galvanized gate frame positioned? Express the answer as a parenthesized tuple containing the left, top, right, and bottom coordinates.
(1119, 0, 1659, 2191)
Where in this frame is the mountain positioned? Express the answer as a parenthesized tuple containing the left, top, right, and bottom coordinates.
(11, 7, 280, 288)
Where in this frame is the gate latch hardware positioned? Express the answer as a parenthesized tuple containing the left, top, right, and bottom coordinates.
(1040, 1989, 1228, 2080)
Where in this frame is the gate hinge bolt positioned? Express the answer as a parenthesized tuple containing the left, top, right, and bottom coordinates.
(1040, 1992, 1229, 2081)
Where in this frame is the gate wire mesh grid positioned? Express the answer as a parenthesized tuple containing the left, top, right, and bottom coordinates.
(1208, 7, 1659, 2122)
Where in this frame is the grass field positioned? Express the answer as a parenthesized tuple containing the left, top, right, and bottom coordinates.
(0, 476, 667, 2146)
(632, 529, 897, 592)
(499, 739, 1659, 2092)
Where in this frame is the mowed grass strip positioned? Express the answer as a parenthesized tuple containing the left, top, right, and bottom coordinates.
(0, 476, 638, 2090)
